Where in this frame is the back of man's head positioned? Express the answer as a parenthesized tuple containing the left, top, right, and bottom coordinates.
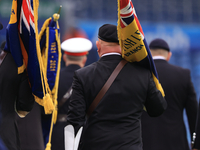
(149, 38, 171, 61)
(65, 55, 86, 62)
(98, 24, 119, 43)
(149, 38, 170, 52)
(97, 24, 121, 56)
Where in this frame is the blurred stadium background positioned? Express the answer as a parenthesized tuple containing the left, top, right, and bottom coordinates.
(1, 0, 200, 146)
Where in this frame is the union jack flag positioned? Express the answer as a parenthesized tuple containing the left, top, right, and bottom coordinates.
(117, 0, 165, 96)
(119, 0, 144, 39)
(19, 0, 35, 33)
(18, 0, 36, 56)
(4, 0, 36, 74)
(18, 0, 42, 101)
(4, 0, 44, 100)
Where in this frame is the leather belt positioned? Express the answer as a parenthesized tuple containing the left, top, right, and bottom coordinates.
(57, 114, 68, 122)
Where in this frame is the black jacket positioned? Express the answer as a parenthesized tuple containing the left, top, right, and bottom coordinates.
(141, 59, 198, 150)
(0, 52, 34, 150)
(67, 55, 167, 150)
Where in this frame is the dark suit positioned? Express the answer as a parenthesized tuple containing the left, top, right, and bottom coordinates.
(0, 138, 7, 150)
(51, 64, 81, 150)
(16, 102, 45, 150)
(0, 52, 34, 150)
(141, 59, 198, 150)
(66, 55, 167, 150)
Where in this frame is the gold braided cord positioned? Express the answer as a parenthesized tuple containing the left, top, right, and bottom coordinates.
(45, 27, 62, 150)
(33, 0, 54, 114)
(52, 29, 62, 124)
(33, 0, 46, 96)
(45, 110, 55, 150)
(33, 1, 61, 149)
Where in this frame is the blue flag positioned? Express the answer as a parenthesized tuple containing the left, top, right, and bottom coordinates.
(4, 0, 26, 74)
(4, 0, 62, 115)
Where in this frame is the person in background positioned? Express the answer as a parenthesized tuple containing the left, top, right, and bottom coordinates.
(16, 102, 45, 150)
(64, 24, 167, 150)
(51, 37, 92, 150)
(0, 21, 8, 150)
(141, 38, 198, 150)
(0, 23, 35, 150)
(62, 26, 88, 42)
(60, 26, 91, 68)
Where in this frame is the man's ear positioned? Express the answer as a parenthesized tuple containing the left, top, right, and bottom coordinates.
(82, 56, 87, 67)
(166, 52, 172, 61)
(96, 40, 100, 53)
(63, 53, 67, 62)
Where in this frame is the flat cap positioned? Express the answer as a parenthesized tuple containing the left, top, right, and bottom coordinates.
(98, 24, 119, 43)
(149, 38, 170, 51)
(61, 37, 92, 56)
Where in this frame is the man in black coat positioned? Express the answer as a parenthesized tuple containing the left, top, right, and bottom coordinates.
(64, 24, 167, 150)
(51, 37, 92, 150)
(141, 38, 198, 150)
(16, 102, 45, 150)
(0, 21, 8, 150)
(0, 42, 35, 149)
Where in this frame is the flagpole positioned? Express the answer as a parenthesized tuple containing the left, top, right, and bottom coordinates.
(54, 5, 62, 22)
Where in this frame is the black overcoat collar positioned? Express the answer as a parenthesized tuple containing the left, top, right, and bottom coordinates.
(98, 55, 123, 62)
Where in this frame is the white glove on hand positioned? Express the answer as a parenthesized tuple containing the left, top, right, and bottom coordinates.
(64, 125, 83, 150)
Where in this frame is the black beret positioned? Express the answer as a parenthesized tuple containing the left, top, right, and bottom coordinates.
(0, 22, 3, 30)
(98, 24, 119, 43)
(149, 38, 170, 51)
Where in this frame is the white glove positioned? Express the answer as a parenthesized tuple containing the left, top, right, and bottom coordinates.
(64, 125, 83, 150)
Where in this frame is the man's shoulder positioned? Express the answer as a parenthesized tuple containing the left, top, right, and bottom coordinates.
(130, 60, 154, 73)
(155, 60, 190, 74)
(76, 62, 97, 75)
(168, 63, 190, 73)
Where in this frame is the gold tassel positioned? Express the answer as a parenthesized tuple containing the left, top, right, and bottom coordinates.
(45, 143, 51, 150)
(43, 94, 54, 114)
(53, 100, 58, 124)
(34, 95, 44, 106)
(53, 109, 57, 124)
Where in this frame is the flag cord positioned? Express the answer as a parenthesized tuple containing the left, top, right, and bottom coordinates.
(33, 0, 54, 114)
(44, 28, 62, 150)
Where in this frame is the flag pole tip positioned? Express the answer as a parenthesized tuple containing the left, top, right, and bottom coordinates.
(57, 5, 62, 15)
